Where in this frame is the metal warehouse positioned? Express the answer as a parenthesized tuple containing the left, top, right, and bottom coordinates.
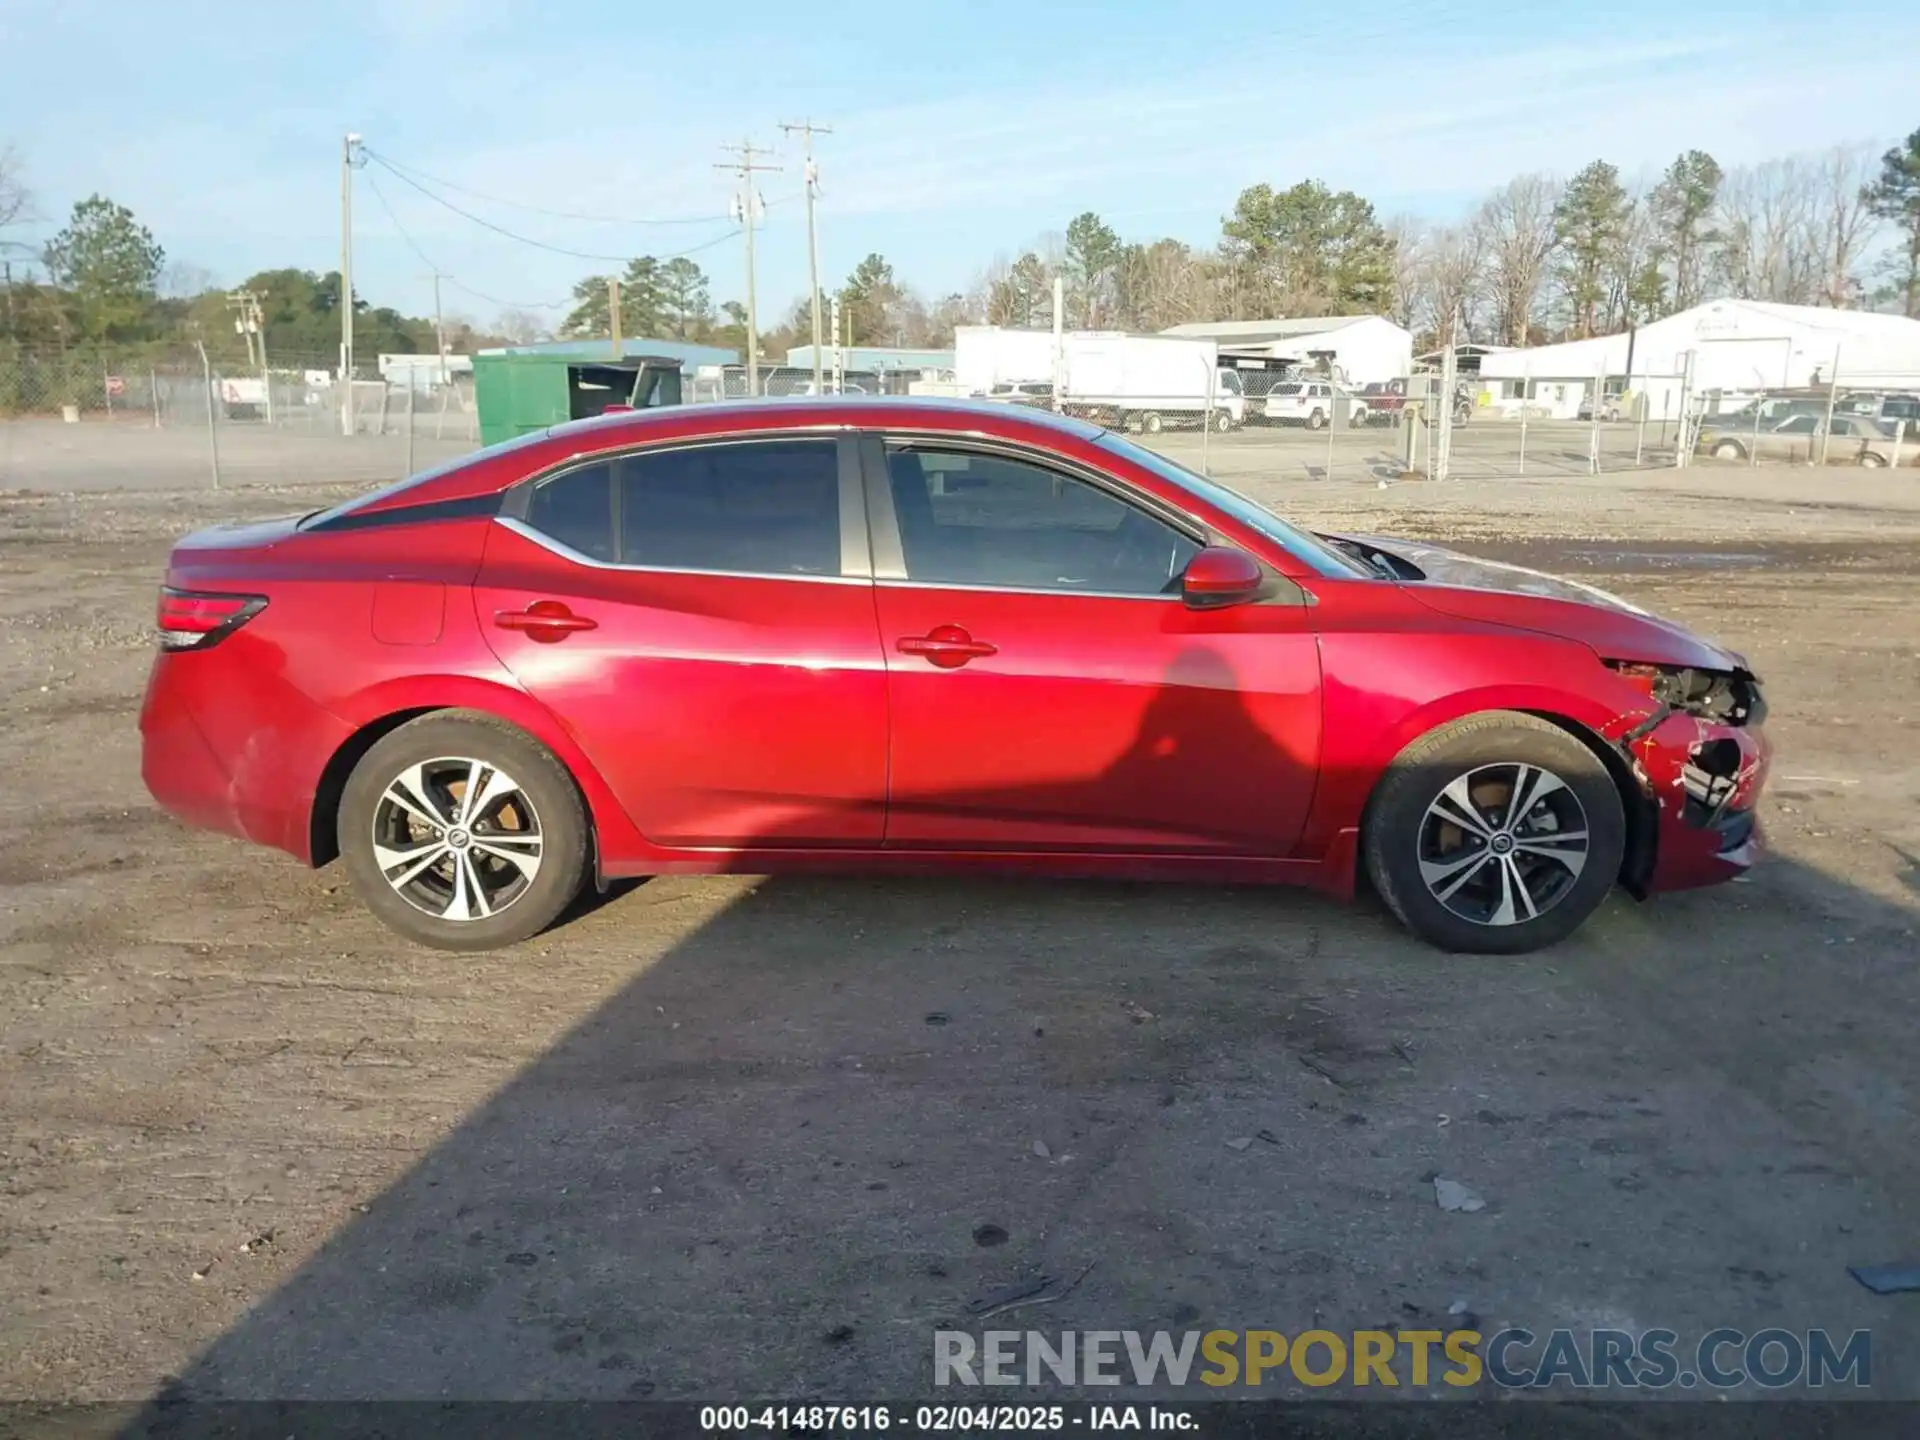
(1475, 300, 1920, 422)
(1159, 315, 1415, 385)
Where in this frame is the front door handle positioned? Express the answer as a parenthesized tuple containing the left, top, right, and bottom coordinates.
(495, 601, 598, 642)
(897, 624, 997, 669)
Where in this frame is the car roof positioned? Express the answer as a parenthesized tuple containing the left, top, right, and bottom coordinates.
(547, 395, 1106, 443)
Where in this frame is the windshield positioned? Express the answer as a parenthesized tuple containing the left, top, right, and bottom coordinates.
(1092, 433, 1371, 578)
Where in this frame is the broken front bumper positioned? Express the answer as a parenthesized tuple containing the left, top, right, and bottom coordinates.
(1626, 712, 1771, 892)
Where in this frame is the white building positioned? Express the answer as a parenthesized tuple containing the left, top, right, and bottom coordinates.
(378, 352, 474, 392)
(1475, 301, 1920, 421)
(1158, 316, 1414, 385)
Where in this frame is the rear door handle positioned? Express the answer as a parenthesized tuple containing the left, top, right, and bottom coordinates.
(495, 602, 598, 642)
(897, 625, 996, 669)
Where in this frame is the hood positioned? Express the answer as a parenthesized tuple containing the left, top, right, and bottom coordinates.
(1321, 532, 1751, 673)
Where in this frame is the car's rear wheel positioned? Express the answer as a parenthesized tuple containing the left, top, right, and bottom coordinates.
(1307, 408, 1326, 430)
(338, 712, 589, 951)
(1858, 452, 1886, 468)
(1141, 411, 1164, 434)
(1364, 712, 1624, 955)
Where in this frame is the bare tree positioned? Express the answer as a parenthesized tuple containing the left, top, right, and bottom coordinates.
(1113, 238, 1210, 331)
(1716, 158, 1821, 303)
(157, 261, 216, 300)
(1812, 144, 1879, 307)
(1602, 191, 1665, 331)
(1415, 221, 1485, 346)
(494, 309, 551, 346)
(1382, 215, 1425, 332)
(0, 143, 31, 234)
(1476, 174, 1560, 345)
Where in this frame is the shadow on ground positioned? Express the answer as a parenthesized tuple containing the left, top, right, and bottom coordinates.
(112, 838, 1920, 1410)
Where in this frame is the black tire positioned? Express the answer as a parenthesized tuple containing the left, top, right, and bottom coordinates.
(338, 710, 590, 951)
(1142, 411, 1164, 434)
(1858, 452, 1885, 468)
(1212, 408, 1234, 433)
(1711, 439, 1745, 461)
(1363, 712, 1625, 955)
(1307, 408, 1326, 430)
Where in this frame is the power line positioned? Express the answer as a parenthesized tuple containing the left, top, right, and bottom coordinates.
(364, 151, 741, 264)
(362, 171, 572, 312)
(366, 147, 737, 228)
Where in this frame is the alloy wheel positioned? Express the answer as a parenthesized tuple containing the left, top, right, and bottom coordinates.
(1416, 762, 1590, 927)
(370, 755, 544, 921)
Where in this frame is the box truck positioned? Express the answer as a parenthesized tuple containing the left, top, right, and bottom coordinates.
(954, 327, 1245, 432)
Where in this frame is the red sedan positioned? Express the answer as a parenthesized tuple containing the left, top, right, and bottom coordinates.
(139, 399, 1768, 954)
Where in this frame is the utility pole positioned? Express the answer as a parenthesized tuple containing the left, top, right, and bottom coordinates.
(608, 276, 623, 360)
(717, 140, 781, 397)
(340, 133, 363, 436)
(228, 289, 271, 423)
(431, 271, 448, 385)
(779, 119, 831, 392)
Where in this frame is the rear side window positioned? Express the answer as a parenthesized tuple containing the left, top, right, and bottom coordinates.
(525, 462, 614, 560)
(517, 438, 841, 577)
(622, 439, 840, 576)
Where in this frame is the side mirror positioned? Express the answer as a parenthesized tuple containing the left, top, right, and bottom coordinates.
(1181, 545, 1264, 609)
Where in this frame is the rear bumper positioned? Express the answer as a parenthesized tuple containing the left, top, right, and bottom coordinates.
(1632, 713, 1770, 892)
(139, 645, 350, 863)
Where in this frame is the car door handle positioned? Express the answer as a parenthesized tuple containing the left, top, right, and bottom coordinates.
(897, 626, 997, 668)
(494, 602, 598, 641)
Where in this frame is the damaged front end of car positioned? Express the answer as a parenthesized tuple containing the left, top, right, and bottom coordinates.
(1602, 661, 1771, 896)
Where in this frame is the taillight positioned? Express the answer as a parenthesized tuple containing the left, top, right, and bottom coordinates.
(156, 587, 267, 650)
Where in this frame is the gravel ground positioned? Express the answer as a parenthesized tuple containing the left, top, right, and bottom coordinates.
(1, 460, 1917, 1410)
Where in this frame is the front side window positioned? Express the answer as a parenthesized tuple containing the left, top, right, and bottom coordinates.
(519, 438, 841, 576)
(885, 444, 1198, 596)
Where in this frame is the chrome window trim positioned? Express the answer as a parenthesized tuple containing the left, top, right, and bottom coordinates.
(874, 577, 1181, 603)
(493, 515, 871, 586)
(503, 430, 866, 583)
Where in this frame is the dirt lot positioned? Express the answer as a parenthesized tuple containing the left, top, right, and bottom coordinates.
(2, 453, 1918, 1409)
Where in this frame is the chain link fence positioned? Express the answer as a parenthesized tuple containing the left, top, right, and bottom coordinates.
(7, 343, 1915, 495)
(0, 346, 481, 492)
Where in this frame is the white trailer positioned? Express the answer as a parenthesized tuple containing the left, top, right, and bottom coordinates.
(1060, 333, 1243, 433)
(953, 326, 1060, 392)
(954, 327, 1245, 432)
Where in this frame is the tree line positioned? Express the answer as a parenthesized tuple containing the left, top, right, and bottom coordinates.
(3, 130, 1918, 371)
(553, 130, 1920, 353)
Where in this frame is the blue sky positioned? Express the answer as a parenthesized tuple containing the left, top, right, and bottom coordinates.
(0, 0, 1912, 332)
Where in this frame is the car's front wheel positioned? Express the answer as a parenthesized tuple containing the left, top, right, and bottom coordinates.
(1307, 408, 1326, 430)
(1364, 712, 1625, 955)
(1711, 439, 1745, 461)
(338, 711, 589, 951)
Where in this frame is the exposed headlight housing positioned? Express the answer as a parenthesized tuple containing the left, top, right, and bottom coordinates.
(1606, 660, 1765, 727)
